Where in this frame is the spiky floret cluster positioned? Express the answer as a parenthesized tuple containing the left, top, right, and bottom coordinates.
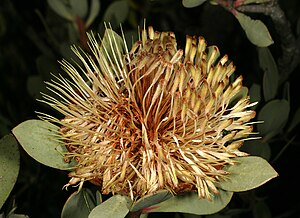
(41, 25, 256, 200)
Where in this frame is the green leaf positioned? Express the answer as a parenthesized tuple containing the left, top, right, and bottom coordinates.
(95, 190, 102, 205)
(241, 140, 271, 160)
(99, 28, 124, 69)
(60, 42, 82, 63)
(102, 0, 129, 29)
(249, 83, 261, 109)
(69, 0, 88, 19)
(67, 22, 79, 44)
(218, 156, 278, 192)
(61, 189, 97, 218)
(257, 99, 290, 137)
(257, 47, 279, 102)
(229, 86, 248, 107)
(86, 0, 101, 28)
(148, 190, 233, 215)
(0, 134, 20, 209)
(88, 195, 131, 218)
(207, 46, 220, 67)
(130, 190, 173, 212)
(123, 30, 138, 51)
(182, 0, 207, 8)
(234, 11, 273, 47)
(208, 0, 218, 5)
(47, 0, 74, 21)
(12, 119, 75, 170)
(287, 107, 300, 133)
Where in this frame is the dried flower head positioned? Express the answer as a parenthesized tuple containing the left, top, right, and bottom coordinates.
(41, 25, 256, 200)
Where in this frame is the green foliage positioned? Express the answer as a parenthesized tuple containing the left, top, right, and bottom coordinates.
(234, 11, 273, 47)
(249, 83, 261, 109)
(61, 189, 98, 218)
(218, 156, 278, 192)
(88, 195, 131, 218)
(148, 190, 233, 215)
(257, 99, 290, 138)
(69, 0, 88, 19)
(0, 135, 20, 209)
(47, 0, 74, 21)
(257, 47, 279, 102)
(183, 0, 274, 47)
(86, 0, 101, 28)
(229, 86, 248, 107)
(99, 28, 125, 66)
(182, 0, 207, 8)
(130, 190, 173, 212)
(12, 120, 75, 170)
(102, 0, 129, 29)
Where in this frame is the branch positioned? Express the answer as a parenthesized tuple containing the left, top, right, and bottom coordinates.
(237, 0, 299, 84)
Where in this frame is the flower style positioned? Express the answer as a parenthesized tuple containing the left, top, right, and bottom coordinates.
(41, 25, 256, 201)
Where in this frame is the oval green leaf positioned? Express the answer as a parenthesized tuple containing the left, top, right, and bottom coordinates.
(182, 0, 207, 8)
(147, 190, 233, 215)
(47, 0, 74, 21)
(102, 0, 129, 28)
(88, 195, 131, 218)
(249, 83, 261, 109)
(61, 189, 97, 218)
(235, 11, 273, 47)
(218, 156, 278, 192)
(229, 86, 248, 107)
(12, 119, 75, 170)
(69, 0, 88, 19)
(257, 99, 290, 136)
(99, 27, 124, 69)
(0, 134, 20, 209)
(130, 190, 173, 212)
(86, 0, 101, 28)
(257, 47, 279, 102)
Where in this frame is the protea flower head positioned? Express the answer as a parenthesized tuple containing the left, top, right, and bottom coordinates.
(41, 24, 256, 201)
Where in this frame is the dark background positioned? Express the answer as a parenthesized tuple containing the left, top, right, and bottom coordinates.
(0, 0, 299, 217)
